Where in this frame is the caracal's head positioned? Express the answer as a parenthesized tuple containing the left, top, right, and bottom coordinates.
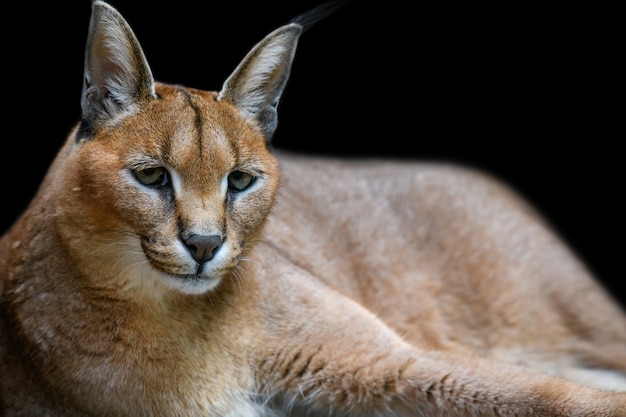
(44, 1, 331, 296)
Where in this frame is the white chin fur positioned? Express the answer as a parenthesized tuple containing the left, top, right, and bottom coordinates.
(159, 274, 223, 295)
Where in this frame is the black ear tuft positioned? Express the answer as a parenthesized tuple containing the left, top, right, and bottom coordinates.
(291, 0, 354, 33)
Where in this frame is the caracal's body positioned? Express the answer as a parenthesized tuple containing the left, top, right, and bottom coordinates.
(1, 1, 625, 416)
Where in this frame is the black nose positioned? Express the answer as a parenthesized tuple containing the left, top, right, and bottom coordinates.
(184, 234, 223, 264)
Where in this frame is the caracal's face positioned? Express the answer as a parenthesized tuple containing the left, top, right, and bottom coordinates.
(58, 84, 280, 295)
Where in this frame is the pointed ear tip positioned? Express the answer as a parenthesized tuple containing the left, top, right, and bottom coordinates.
(92, 0, 106, 10)
(274, 23, 304, 37)
(92, 0, 118, 15)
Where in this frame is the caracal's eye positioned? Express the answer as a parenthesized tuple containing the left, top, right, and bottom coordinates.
(228, 170, 255, 192)
(134, 167, 169, 188)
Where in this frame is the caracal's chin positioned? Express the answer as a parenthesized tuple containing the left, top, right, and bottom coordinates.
(121, 264, 224, 297)
(157, 272, 223, 295)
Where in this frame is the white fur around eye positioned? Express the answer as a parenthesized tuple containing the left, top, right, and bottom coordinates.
(221, 175, 228, 195)
(169, 168, 183, 195)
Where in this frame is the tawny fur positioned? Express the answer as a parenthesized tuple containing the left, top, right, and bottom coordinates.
(1, 1, 625, 416)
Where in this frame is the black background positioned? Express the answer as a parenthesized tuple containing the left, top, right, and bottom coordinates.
(3, 1, 623, 307)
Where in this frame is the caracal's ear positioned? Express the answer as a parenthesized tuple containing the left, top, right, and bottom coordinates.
(218, 0, 351, 140)
(80, 0, 156, 135)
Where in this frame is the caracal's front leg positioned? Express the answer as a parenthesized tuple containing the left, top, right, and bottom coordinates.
(250, 254, 626, 417)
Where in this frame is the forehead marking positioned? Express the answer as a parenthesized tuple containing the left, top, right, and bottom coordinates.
(179, 87, 204, 159)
